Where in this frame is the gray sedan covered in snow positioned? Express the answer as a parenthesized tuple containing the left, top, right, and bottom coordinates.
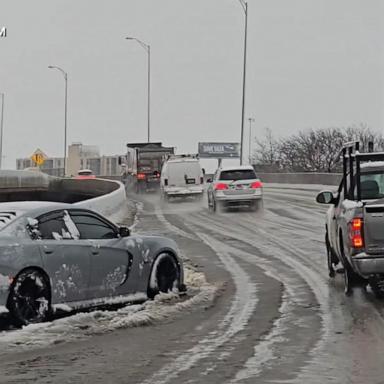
(0, 202, 185, 325)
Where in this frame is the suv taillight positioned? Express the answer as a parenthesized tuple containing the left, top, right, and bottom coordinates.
(250, 181, 263, 189)
(349, 218, 364, 248)
(214, 183, 228, 191)
(164, 179, 168, 186)
(200, 177, 204, 184)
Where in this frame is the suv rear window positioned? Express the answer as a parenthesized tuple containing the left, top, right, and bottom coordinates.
(219, 170, 257, 181)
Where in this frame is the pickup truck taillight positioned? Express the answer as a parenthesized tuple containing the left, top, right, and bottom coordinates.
(214, 183, 228, 191)
(349, 218, 364, 248)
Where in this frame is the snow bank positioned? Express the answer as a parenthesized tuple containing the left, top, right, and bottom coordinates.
(0, 264, 217, 352)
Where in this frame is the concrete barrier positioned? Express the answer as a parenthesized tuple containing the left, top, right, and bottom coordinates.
(205, 172, 341, 186)
(256, 173, 341, 186)
(0, 171, 127, 219)
(74, 179, 127, 219)
(0, 170, 50, 191)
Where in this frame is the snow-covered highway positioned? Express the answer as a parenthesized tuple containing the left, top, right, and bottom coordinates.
(1, 186, 384, 384)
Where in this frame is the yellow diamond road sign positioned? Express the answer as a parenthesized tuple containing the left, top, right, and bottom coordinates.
(30, 149, 47, 166)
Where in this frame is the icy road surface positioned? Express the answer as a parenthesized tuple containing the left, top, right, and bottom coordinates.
(2, 185, 384, 383)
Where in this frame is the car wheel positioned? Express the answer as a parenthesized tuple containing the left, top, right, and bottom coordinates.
(343, 264, 355, 296)
(327, 246, 335, 278)
(161, 191, 169, 202)
(208, 194, 214, 211)
(325, 234, 335, 278)
(341, 258, 366, 295)
(251, 200, 262, 212)
(212, 199, 218, 212)
(148, 253, 180, 299)
(369, 277, 384, 298)
(8, 269, 51, 325)
(339, 237, 364, 295)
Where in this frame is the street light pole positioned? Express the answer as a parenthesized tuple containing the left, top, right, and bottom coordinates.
(147, 45, 151, 143)
(248, 117, 255, 164)
(125, 37, 151, 143)
(48, 66, 68, 176)
(237, 0, 248, 165)
(0, 93, 4, 170)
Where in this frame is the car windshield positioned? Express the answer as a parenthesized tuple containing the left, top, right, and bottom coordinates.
(219, 169, 257, 181)
(360, 171, 384, 199)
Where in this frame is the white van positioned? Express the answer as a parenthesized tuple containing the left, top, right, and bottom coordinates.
(160, 155, 204, 200)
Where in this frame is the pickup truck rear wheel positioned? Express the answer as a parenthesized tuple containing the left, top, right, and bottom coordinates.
(369, 277, 384, 298)
(343, 262, 367, 295)
(344, 265, 355, 296)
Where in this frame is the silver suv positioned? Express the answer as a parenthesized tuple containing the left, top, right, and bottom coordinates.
(207, 165, 263, 212)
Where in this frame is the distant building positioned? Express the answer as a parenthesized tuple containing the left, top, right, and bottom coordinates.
(17, 143, 122, 177)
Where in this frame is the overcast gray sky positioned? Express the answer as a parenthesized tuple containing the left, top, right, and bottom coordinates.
(0, 0, 383, 170)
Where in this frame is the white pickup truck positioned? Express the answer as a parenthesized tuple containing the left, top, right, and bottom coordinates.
(316, 142, 384, 296)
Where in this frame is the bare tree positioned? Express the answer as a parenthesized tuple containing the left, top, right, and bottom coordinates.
(253, 125, 384, 173)
(253, 128, 279, 166)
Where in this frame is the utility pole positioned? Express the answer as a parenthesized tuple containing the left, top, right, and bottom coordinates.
(248, 117, 255, 164)
(48, 66, 68, 176)
(238, 0, 248, 165)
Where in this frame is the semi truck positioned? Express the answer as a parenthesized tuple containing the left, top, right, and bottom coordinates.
(121, 142, 174, 193)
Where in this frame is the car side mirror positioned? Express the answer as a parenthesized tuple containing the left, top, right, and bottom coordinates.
(316, 191, 335, 204)
(119, 226, 130, 237)
(206, 178, 212, 183)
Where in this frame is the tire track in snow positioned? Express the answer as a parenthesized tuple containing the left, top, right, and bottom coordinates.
(154, 207, 197, 240)
(181, 213, 332, 382)
(185, 209, 384, 382)
(226, 246, 321, 382)
(141, 232, 258, 384)
(153, 211, 321, 383)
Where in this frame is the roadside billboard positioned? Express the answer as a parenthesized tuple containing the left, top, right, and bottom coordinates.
(198, 142, 240, 158)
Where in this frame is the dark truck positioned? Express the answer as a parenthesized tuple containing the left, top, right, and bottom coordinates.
(316, 141, 384, 297)
(121, 142, 174, 193)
